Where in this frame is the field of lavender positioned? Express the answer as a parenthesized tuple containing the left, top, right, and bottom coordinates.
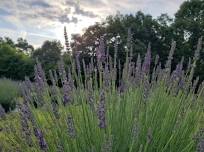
(0, 37, 204, 152)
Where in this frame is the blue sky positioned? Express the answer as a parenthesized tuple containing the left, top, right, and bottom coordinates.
(0, 0, 185, 48)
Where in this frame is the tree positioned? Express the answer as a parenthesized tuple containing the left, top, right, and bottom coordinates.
(0, 37, 15, 47)
(71, 23, 106, 57)
(173, 0, 204, 56)
(15, 38, 34, 54)
(70, 12, 173, 66)
(173, 0, 204, 80)
(32, 40, 63, 73)
(0, 43, 34, 80)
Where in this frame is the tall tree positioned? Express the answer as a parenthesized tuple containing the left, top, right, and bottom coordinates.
(174, 0, 204, 80)
(15, 38, 34, 54)
(32, 40, 63, 73)
(71, 23, 106, 58)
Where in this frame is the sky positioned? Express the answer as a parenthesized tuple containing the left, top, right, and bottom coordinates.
(0, 0, 185, 48)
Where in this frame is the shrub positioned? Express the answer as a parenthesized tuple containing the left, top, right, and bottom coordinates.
(0, 78, 20, 111)
(0, 38, 204, 152)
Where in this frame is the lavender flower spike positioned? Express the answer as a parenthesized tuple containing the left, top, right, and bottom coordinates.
(75, 51, 81, 74)
(142, 43, 151, 75)
(197, 139, 204, 152)
(63, 81, 71, 106)
(96, 36, 106, 62)
(19, 105, 33, 147)
(97, 90, 106, 129)
(0, 105, 5, 119)
(67, 115, 76, 138)
(35, 129, 48, 151)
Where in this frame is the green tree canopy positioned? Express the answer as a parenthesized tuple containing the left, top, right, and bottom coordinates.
(32, 40, 63, 73)
(0, 43, 33, 80)
(15, 38, 34, 54)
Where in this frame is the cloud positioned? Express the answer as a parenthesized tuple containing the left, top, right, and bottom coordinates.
(30, 1, 51, 8)
(58, 15, 78, 24)
(65, 0, 99, 18)
(0, 0, 79, 24)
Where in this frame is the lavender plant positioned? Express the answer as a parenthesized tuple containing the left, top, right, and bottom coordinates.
(0, 36, 203, 152)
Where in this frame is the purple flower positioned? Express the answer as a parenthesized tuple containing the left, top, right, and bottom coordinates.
(135, 54, 142, 85)
(64, 26, 70, 52)
(75, 51, 81, 74)
(118, 80, 126, 94)
(101, 135, 113, 152)
(103, 64, 110, 88)
(96, 37, 106, 62)
(192, 77, 199, 93)
(171, 60, 183, 82)
(58, 59, 67, 83)
(155, 63, 162, 81)
(63, 81, 71, 106)
(97, 90, 106, 129)
(143, 75, 150, 100)
(49, 70, 59, 99)
(21, 83, 32, 105)
(67, 115, 76, 138)
(57, 143, 64, 152)
(67, 68, 75, 91)
(142, 43, 151, 75)
(58, 60, 72, 106)
(19, 102, 37, 134)
(51, 98, 60, 119)
(194, 37, 202, 61)
(24, 77, 33, 91)
(127, 28, 132, 49)
(19, 106, 33, 147)
(197, 139, 204, 152)
(151, 55, 160, 83)
(49, 70, 57, 86)
(34, 64, 46, 105)
(165, 40, 176, 71)
(0, 105, 5, 119)
(132, 123, 139, 138)
(34, 65, 45, 91)
(53, 70, 59, 86)
(113, 37, 119, 69)
(87, 79, 95, 112)
(34, 129, 48, 151)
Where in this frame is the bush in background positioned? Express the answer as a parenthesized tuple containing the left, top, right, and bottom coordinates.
(0, 78, 20, 111)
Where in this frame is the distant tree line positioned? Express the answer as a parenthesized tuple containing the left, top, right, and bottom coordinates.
(71, 0, 204, 81)
(0, 0, 204, 81)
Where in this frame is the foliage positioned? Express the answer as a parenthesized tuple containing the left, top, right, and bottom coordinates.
(0, 37, 15, 47)
(32, 40, 63, 75)
(70, 11, 174, 66)
(173, 0, 204, 81)
(0, 38, 203, 151)
(0, 78, 20, 111)
(15, 38, 34, 54)
(0, 43, 34, 80)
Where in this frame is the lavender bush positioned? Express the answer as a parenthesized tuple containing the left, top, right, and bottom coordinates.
(0, 37, 204, 152)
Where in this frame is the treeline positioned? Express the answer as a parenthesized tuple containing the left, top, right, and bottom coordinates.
(0, 37, 68, 80)
(0, 0, 204, 81)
